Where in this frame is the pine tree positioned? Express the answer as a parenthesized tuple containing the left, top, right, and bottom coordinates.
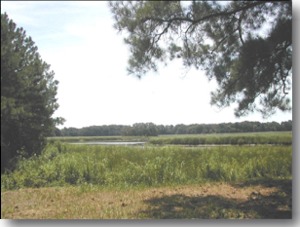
(1, 13, 63, 172)
(109, 1, 292, 117)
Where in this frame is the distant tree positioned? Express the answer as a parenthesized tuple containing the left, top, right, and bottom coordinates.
(280, 120, 292, 131)
(109, 1, 292, 118)
(175, 124, 187, 134)
(53, 128, 62, 137)
(1, 13, 63, 172)
(56, 120, 292, 137)
(144, 122, 158, 136)
(121, 123, 158, 136)
(60, 127, 79, 137)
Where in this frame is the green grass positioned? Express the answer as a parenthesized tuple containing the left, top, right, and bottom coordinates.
(1, 142, 292, 190)
(149, 131, 292, 145)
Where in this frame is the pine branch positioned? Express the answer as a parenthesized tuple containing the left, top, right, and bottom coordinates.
(140, 2, 265, 26)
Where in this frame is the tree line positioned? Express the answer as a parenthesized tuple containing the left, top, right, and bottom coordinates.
(54, 120, 292, 137)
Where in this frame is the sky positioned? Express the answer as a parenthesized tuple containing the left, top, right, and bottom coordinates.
(1, 1, 293, 129)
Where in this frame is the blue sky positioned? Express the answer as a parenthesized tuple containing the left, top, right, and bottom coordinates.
(1, 1, 293, 128)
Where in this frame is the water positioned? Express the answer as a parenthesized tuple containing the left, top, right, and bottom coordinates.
(70, 141, 146, 146)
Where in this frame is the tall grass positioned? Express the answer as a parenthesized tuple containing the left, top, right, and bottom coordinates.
(149, 132, 292, 145)
(1, 142, 292, 190)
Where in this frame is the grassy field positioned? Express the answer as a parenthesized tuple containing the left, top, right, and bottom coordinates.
(1, 132, 293, 219)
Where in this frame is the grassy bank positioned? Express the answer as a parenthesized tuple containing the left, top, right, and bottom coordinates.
(1, 142, 292, 190)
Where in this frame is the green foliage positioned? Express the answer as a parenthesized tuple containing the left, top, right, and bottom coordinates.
(1, 142, 292, 190)
(1, 13, 63, 172)
(109, 1, 292, 117)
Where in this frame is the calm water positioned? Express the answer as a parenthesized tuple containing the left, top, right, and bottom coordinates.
(70, 141, 146, 146)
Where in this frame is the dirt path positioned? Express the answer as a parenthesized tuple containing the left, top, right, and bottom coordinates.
(1, 179, 292, 219)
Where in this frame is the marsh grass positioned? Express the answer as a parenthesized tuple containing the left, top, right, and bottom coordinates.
(149, 132, 292, 145)
(1, 142, 292, 190)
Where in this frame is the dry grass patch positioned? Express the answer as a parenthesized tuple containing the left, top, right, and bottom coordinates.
(1, 179, 291, 219)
